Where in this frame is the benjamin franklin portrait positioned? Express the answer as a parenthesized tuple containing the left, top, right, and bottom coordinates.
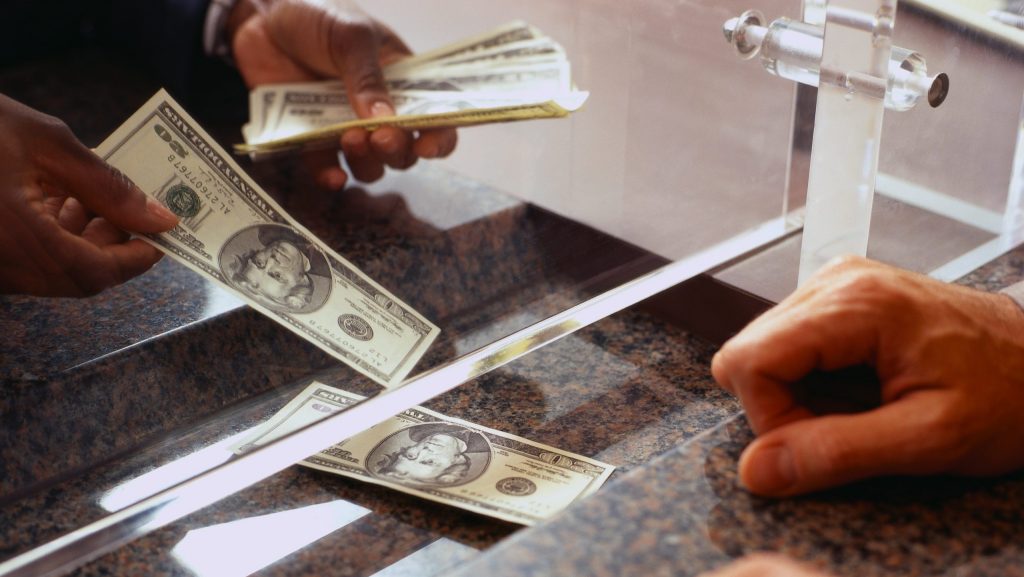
(368, 423, 492, 489)
(219, 224, 331, 314)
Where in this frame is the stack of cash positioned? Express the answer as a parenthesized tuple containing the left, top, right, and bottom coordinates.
(237, 21, 589, 154)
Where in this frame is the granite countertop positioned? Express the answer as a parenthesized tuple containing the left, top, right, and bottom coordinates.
(7, 245, 1024, 577)
(4, 47, 1024, 577)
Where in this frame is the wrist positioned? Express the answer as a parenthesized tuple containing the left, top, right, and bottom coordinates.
(226, 0, 264, 47)
(204, 0, 267, 63)
(995, 289, 1024, 336)
(204, 0, 241, 62)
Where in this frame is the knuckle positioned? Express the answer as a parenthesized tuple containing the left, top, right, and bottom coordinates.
(327, 16, 376, 55)
(837, 268, 888, 295)
(915, 400, 973, 469)
(821, 265, 907, 313)
(346, 61, 387, 94)
(36, 115, 79, 159)
(821, 254, 870, 274)
(34, 111, 73, 140)
(324, 19, 386, 89)
(711, 342, 756, 390)
(98, 166, 136, 204)
(711, 344, 738, 378)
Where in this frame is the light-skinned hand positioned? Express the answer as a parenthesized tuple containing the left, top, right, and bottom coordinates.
(0, 94, 178, 297)
(712, 256, 1024, 496)
(228, 0, 457, 190)
(700, 554, 836, 577)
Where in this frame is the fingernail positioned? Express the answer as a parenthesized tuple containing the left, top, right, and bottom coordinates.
(420, 141, 440, 158)
(740, 443, 796, 494)
(370, 101, 395, 118)
(146, 197, 178, 224)
(319, 171, 347, 190)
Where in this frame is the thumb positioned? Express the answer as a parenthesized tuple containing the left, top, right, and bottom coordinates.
(738, 395, 952, 496)
(330, 23, 393, 119)
(54, 143, 178, 234)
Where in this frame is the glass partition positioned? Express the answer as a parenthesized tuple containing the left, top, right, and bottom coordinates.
(870, 0, 1024, 279)
(715, 0, 1024, 301)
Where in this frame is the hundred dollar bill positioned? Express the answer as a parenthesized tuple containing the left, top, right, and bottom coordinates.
(242, 58, 575, 145)
(239, 20, 587, 154)
(385, 20, 546, 74)
(386, 62, 571, 93)
(236, 91, 588, 154)
(96, 90, 439, 388)
(244, 83, 588, 147)
(234, 381, 615, 525)
(399, 39, 565, 72)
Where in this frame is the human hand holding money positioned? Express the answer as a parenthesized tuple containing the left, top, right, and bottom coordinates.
(236, 21, 589, 156)
(0, 93, 178, 297)
(228, 0, 457, 188)
(96, 90, 438, 388)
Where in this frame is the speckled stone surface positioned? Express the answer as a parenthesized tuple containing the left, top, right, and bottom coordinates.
(1, 301, 736, 576)
(436, 245, 1024, 577)
(447, 413, 1024, 577)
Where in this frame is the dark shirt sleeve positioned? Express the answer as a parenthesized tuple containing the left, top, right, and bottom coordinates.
(1, 0, 242, 106)
(101, 0, 211, 100)
(0, 2, 99, 64)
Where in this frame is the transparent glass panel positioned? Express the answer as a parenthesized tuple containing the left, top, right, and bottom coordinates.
(1, 0, 807, 575)
(871, 0, 1024, 279)
(798, 0, 893, 283)
(714, 0, 1024, 302)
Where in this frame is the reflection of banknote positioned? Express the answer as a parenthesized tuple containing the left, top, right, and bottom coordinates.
(238, 20, 589, 154)
(96, 90, 439, 388)
(235, 382, 615, 525)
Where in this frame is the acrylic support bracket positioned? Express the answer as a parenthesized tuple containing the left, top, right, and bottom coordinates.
(725, 1, 949, 284)
(723, 9, 949, 112)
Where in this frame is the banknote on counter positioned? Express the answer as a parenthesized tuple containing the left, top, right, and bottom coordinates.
(96, 90, 439, 388)
(234, 381, 615, 525)
(237, 21, 590, 154)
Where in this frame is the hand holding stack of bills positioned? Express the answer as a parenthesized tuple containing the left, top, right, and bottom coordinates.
(236, 21, 589, 154)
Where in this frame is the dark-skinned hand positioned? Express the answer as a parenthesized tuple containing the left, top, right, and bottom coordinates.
(229, 0, 457, 190)
(0, 94, 178, 297)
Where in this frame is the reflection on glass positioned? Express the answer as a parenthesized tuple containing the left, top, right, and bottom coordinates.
(1009, 96, 1024, 243)
(171, 500, 370, 577)
(799, 0, 894, 284)
(99, 429, 257, 512)
(367, 538, 477, 577)
(201, 282, 245, 319)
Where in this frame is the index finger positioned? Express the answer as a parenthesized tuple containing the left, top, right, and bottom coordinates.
(45, 141, 178, 234)
(711, 284, 882, 433)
